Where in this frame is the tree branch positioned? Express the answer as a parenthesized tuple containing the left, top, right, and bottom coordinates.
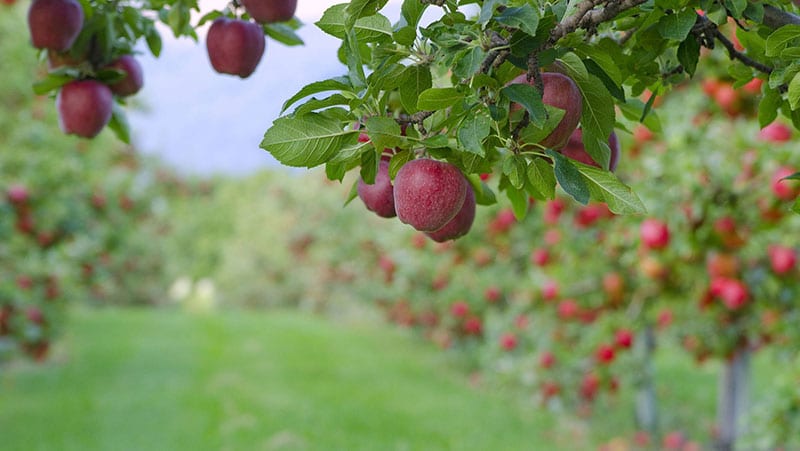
(763, 5, 800, 29)
(692, 14, 773, 75)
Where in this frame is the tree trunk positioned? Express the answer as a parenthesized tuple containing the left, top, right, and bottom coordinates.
(715, 349, 751, 451)
(635, 325, 659, 436)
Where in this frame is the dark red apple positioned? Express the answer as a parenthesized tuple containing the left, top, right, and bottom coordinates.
(509, 72, 582, 150)
(358, 160, 396, 218)
(639, 218, 670, 250)
(531, 248, 550, 266)
(710, 277, 749, 310)
(394, 158, 467, 232)
(27, 0, 83, 51)
(614, 329, 633, 349)
(580, 373, 600, 401)
(106, 55, 144, 97)
(560, 128, 620, 171)
(241, 0, 297, 23)
(56, 80, 113, 138)
(26, 307, 44, 325)
(426, 183, 475, 242)
(595, 344, 615, 364)
(206, 18, 266, 78)
(541, 279, 559, 301)
(463, 316, 483, 335)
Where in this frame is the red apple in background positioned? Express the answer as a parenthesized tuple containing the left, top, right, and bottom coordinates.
(595, 344, 616, 364)
(358, 160, 396, 218)
(557, 299, 579, 320)
(509, 72, 582, 150)
(539, 351, 556, 369)
(541, 279, 559, 301)
(206, 18, 266, 78)
(394, 158, 467, 232)
(614, 329, 634, 349)
(426, 183, 475, 242)
(706, 252, 739, 278)
(768, 245, 796, 275)
(25, 307, 44, 325)
(711, 277, 749, 310)
(56, 80, 113, 138)
(483, 286, 502, 303)
(241, 0, 297, 23)
(463, 316, 483, 335)
(27, 0, 83, 51)
(450, 301, 469, 318)
(531, 248, 551, 266)
(580, 373, 600, 401)
(640, 218, 670, 250)
(560, 129, 621, 171)
(544, 198, 565, 224)
(602, 272, 625, 304)
(759, 122, 792, 143)
(106, 55, 144, 97)
(7, 184, 29, 206)
(499, 332, 518, 351)
(771, 166, 799, 200)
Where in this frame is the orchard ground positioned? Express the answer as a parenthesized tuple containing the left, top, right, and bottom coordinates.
(0, 306, 780, 450)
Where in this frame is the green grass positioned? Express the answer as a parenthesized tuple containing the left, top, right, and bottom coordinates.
(1, 308, 562, 451)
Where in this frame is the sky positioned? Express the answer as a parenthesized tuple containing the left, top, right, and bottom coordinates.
(128, 0, 405, 175)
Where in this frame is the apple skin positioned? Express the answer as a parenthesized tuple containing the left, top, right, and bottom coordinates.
(241, 0, 297, 23)
(56, 80, 113, 138)
(425, 182, 475, 242)
(639, 218, 670, 250)
(394, 159, 467, 232)
(758, 122, 792, 143)
(357, 160, 396, 218)
(560, 129, 620, 171)
(771, 166, 799, 200)
(509, 72, 582, 150)
(106, 55, 144, 97)
(206, 18, 266, 78)
(28, 0, 83, 52)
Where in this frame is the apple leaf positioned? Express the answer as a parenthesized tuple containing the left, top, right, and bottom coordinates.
(500, 83, 547, 127)
(452, 46, 487, 80)
(399, 65, 432, 113)
(788, 73, 800, 111)
(578, 165, 647, 214)
(366, 116, 403, 151)
(457, 109, 491, 156)
(32, 74, 74, 95)
(263, 23, 304, 47)
(494, 5, 539, 37)
(467, 174, 498, 206)
(765, 24, 800, 57)
(526, 157, 556, 200)
(657, 9, 697, 41)
(281, 77, 353, 114)
(547, 150, 590, 205)
(758, 89, 781, 128)
(108, 104, 131, 144)
(388, 150, 413, 179)
(582, 129, 611, 171)
(261, 113, 355, 168)
(345, 0, 389, 26)
(517, 105, 565, 148)
(561, 54, 615, 144)
(401, 0, 427, 27)
(503, 155, 527, 189)
(792, 197, 800, 214)
(417, 88, 465, 111)
(344, 178, 360, 206)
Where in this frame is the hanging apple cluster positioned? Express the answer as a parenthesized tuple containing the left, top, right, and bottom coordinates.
(25, 0, 303, 142)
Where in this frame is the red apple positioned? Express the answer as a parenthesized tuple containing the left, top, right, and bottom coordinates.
(450, 301, 469, 318)
(614, 329, 634, 349)
(711, 277, 749, 310)
(640, 218, 670, 250)
(543, 198, 565, 224)
(759, 122, 792, 143)
(463, 316, 483, 335)
(557, 299, 579, 320)
(206, 18, 266, 78)
(7, 184, 29, 206)
(768, 245, 796, 275)
(595, 344, 616, 364)
(541, 279, 559, 301)
(394, 158, 467, 232)
(531, 248, 551, 266)
(580, 373, 600, 401)
(560, 128, 620, 171)
(426, 183, 475, 242)
(771, 166, 799, 200)
(27, 0, 83, 51)
(241, 0, 297, 23)
(483, 286, 502, 303)
(499, 332, 518, 351)
(358, 160, 396, 218)
(56, 80, 113, 138)
(602, 272, 625, 304)
(488, 208, 516, 234)
(509, 72, 582, 150)
(539, 351, 556, 369)
(25, 307, 44, 325)
(106, 55, 144, 97)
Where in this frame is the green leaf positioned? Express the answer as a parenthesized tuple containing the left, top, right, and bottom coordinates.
(293, 94, 353, 117)
(577, 165, 647, 214)
(789, 73, 800, 111)
(657, 9, 697, 41)
(344, 178, 360, 206)
(458, 109, 491, 156)
(619, 99, 663, 133)
(517, 105, 565, 148)
(108, 104, 130, 144)
(360, 150, 378, 184)
(724, 0, 747, 19)
(263, 23, 305, 46)
(420, 135, 449, 148)
(677, 36, 700, 76)
(766, 25, 800, 57)
(503, 155, 528, 189)
(758, 89, 781, 128)
(494, 5, 539, 37)
(399, 65, 432, 113)
(467, 175, 498, 206)
(501, 83, 547, 127)
(453, 46, 486, 80)
(145, 28, 162, 57)
(479, 0, 506, 27)
(583, 59, 625, 102)
(417, 88, 464, 111)
(344, 29, 367, 88)
(261, 113, 354, 168)
(281, 77, 352, 113)
(365, 116, 403, 151)
(582, 129, 611, 171)
(792, 197, 799, 214)
(317, 5, 391, 42)
(575, 42, 623, 85)
(346, 0, 389, 26)
(389, 150, 413, 179)
(401, 0, 428, 27)
(526, 157, 556, 200)
(326, 162, 347, 182)
(32, 74, 74, 95)
(547, 150, 590, 204)
(505, 184, 529, 220)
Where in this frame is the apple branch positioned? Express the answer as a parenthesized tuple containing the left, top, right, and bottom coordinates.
(763, 5, 800, 29)
(549, 0, 648, 44)
(693, 14, 774, 75)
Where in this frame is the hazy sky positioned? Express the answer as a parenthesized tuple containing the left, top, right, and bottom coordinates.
(129, 0, 404, 175)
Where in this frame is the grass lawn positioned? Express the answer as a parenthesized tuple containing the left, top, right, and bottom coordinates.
(0, 308, 779, 450)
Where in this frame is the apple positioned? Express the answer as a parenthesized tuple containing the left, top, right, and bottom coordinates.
(706, 252, 739, 278)
(56, 80, 113, 138)
(509, 72, 582, 150)
(771, 166, 799, 200)
(426, 183, 475, 242)
(358, 160, 396, 218)
(560, 128, 620, 171)
(541, 279, 559, 301)
(26, 307, 44, 325)
(241, 0, 297, 23)
(743, 77, 763, 94)
(483, 286, 502, 303)
(106, 55, 144, 97)
(710, 277, 749, 310)
(759, 122, 792, 143)
(541, 381, 560, 399)
(713, 83, 740, 116)
(575, 203, 611, 228)
(768, 245, 796, 275)
(463, 316, 483, 335)
(595, 344, 615, 364)
(539, 351, 556, 369)
(543, 198, 565, 225)
(488, 208, 516, 234)
(206, 18, 266, 78)
(639, 218, 670, 250)
(614, 329, 633, 349)
(602, 272, 625, 304)
(450, 301, 469, 318)
(531, 248, 551, 266)
(657, 309, 673, 329)
(394, 158, 467, 232)
(580, 373, 600, 401)
(499, 332, 518, 351)
(557, 299, 579, 320)
(27, 0, 83, 51)
(7, 184, 29, 206)
(662, 431, 685, 450)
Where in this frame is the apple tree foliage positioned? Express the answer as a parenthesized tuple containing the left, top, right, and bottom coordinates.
(260, 0, 800, 217)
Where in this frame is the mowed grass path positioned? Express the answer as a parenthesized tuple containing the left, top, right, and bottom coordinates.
(1, 308, 563, 451)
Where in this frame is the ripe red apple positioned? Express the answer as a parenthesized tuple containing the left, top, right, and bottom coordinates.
(450, 301, 469, 318)
(602, 272, 625, 304)
(759, 122, 792, 143)
(595, 344, 616, 364)
(27, 0, 83, 51)
(541, 279, 559, 301)
(509, 72, 582, 150)
(614, 329, 633, 349)
(394, 158, 467, 232)
(575, 203, 611, 228)
(426, 183, 475, 242)
(560, 128, 620, 171)
(463, 316, 483, 335)
(483, 286, 502, 303)
(662, 431, 685, 450)
(541, 381, 561, 399)
(241, 0, 297, 23)
(358, 160, 396, 218)
(26, 307, 44, 325)
(7, 184, 29, 206)
(768, 245, 796, 275)
(539, 351, 556, 369)
(713, 84, 740, 116)
(499, 332, 518, 351)
(710, 277, 749, 310)
(580, 373, 600, 401)
(531, 248, 551, 266)
(106, 55, 144, 97)
(771, 166, 799, 200)
(743, 77, 763, 94)
(488, 208, 516, 234)
(639, 218, 670, 250)
(557, 299, 579, 320)
(56, 80, 113, 138)
(206, 18, 266, 78)
(543, 198, 565, 224)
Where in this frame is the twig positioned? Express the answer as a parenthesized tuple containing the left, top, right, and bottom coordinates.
(763, 5, 800, 29)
